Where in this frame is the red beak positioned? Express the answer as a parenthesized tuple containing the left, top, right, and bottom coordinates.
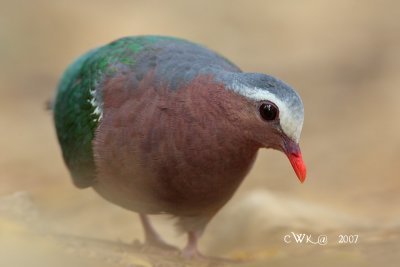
(284, 141, 307, 183)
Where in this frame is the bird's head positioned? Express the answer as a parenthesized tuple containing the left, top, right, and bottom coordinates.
(221, 72, 306, 183)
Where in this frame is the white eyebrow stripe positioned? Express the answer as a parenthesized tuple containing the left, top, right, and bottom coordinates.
(229, 82, 303, 143)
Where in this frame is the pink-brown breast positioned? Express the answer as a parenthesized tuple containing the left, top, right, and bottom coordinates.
(92, 72, 259, 217)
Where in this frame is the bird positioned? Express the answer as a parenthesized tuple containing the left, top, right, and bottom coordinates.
(53, 35, 306, 258)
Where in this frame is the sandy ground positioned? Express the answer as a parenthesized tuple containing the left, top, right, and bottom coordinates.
(1, 0, 400, 266)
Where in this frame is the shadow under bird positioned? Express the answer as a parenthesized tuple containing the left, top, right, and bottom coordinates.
(53, 35, 306, 258)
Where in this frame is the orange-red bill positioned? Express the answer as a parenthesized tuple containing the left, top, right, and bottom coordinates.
(284, 141, 306, 183)
(287, 151, 307, 183)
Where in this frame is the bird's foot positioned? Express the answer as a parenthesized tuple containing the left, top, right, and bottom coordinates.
(138, 213, 179, 252)
(181, 245, 206, 259)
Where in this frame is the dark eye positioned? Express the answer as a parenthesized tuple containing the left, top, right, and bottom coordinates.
(259, 103, 278, 121)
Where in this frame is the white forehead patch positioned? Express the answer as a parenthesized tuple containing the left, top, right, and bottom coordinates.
(229, 83, 304, 143)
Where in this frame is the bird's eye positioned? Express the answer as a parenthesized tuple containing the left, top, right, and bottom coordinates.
(259, 103, 278, 121)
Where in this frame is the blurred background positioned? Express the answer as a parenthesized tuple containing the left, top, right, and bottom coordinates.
(1, 0, 399, 266)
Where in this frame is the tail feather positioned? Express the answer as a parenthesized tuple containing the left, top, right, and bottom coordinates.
(45, 98, 54, 111)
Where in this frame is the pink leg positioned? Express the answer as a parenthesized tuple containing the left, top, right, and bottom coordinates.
(182, 231, 204, 258)
(139, 213, 178, 251)
(182, 229, 237, 262)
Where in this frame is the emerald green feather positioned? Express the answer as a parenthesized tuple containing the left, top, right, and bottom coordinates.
(54, 36, 175, 187)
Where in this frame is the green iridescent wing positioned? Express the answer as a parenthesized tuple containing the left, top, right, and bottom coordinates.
(54, 36, 162, 188)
